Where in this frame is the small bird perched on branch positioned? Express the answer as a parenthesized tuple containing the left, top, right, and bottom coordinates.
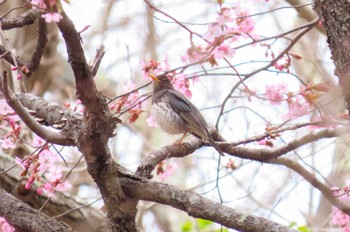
(150, 74, 225, 157)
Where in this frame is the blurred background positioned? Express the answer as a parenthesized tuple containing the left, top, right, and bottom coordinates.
(0, 0, 347, 231)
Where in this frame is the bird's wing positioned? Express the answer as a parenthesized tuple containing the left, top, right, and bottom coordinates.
(167, 90, 209, 138)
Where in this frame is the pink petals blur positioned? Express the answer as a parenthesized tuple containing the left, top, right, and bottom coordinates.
(14, 137, 71, 197)
(184, 4, 256, 65)
(31, 0, 63, 23)
(331, 182, 350, 231)
(157, 162, 178, 181)
(0, 217, 15, 232)
(42, 12, 63, 23)
(264, 84, 287, 105)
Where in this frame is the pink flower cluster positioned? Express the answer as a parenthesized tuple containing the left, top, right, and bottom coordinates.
(42, 12, 62, 23)
(31, 0, 62, 23)
(265, 83, 288, 105)
(261, 44, 302, 72)
(331, 184, 350, 231)
(0, 100, 21, 150)
(15, 138, 71, 197)
(0, 217, 14, 232)
(283, 95, 311, 121)
(157, 161, 178, 181)
(182, 4, 256, 65)
(262, 83, 327, 121)
(110, 81, 142, 114)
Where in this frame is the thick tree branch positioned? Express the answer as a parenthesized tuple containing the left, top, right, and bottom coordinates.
(16, 93, 83, 143)
(0, 72, 74, 146)
(1, 9, 40, 30)
(314, 0, 350, 112)
(56, 9, 137, 231)
(121, 176, 297, 232)
(26, 16, 47, 77)
(0, 188, 72, 232)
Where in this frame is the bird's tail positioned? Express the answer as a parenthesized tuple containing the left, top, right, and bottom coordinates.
(207, 135, 225, 157)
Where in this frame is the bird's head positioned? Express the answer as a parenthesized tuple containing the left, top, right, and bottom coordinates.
(149, 74, 174, 91)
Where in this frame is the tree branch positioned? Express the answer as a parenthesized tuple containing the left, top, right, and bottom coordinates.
(16, 93, 83, 141)
(0, 45, 25, 67)
(0, 71, 74, 146)
(269, 157, 350, 215)
(137, 127, 350, 178)
(90, 45, 105, 78)
(121, 176, 298, 232)
(1, 9, 40, 30)
(26, 16, 47, 77)
(56, 9, 137, 231)
(0, 188, 72, 232)
(314, 0, 350, 113)
(0, 158, 110, 232)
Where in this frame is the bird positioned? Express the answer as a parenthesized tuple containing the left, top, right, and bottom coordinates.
(150, 74, 225, 157)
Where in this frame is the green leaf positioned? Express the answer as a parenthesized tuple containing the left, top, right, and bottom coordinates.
(288, 221, 297, 228)
(181, 221, 193, 232)
(298, 225, 312, 232)
(197, 218, 213, 229)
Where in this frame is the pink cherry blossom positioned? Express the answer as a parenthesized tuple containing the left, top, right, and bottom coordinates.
(141, 59, 162, 79)
(114, 80, 145, 112)
(257, 139, 273, 147)
(25, 176, 35, 190)
(56, 181, 72, 191)
(171, 73, 193, 98)
(265, 83, 287, 105)
(0, 217, 15, 232)
(332, 207, 350, 229)
(37, 187, 43, 195)
(282, 95, 310, 120)
(212, 43, 235, 59)
(236, 11, 255, 34)
(159, 162, 178, 181)
(184, 45, 207, 64)
(31, 0, 57, 8)
(32, 137, 45, 147)
(42, 12, 62, 23)
(6, 116, 20, 127)
(0, 137, 16, 149)
(38, 150, 57, 175)
(14, 156, 27, 170)
(45, 166, 63, 182)
(16, 73, 22, 80)
(216, 7, 235, 26)
(330, 182, 350, 230)
(203, 23, 222, 42)
(41, 182, 56, 197)
(31, 0, 45, 8)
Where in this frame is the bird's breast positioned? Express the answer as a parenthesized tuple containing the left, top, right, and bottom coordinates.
(152, 101, 187, 134)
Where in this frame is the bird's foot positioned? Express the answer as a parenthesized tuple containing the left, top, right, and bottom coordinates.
(174, 130, 189, 145)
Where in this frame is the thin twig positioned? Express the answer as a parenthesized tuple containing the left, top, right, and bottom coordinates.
(52, 197, 102, 219)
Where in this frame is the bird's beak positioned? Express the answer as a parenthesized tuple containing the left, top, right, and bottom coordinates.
(149, 74, 160, 82)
